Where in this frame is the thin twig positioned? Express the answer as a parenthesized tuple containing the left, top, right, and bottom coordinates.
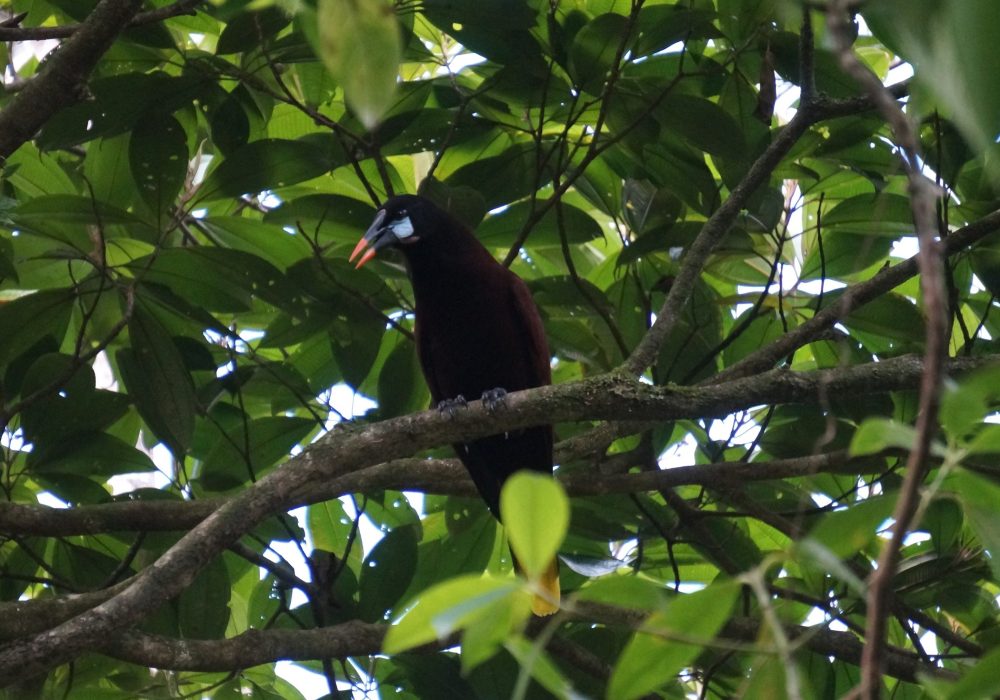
(825, 4, 947, 697)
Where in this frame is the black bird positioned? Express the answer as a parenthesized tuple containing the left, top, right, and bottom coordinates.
(351, 194, 559, 615)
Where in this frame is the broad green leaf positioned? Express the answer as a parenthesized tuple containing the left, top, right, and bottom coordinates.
(307, 499, 355, 557)
(822, 193, 915, 236)
(655, 94, 747, 162)
(569, 13, 628, 93)
(966, 424, 1000, 455)
(948, 471, 1000, 579)
(608, 582, 739, 700)
(128, 248, 285, 313)
(383, 574, 520, 653)
(866, 0, 1000, 149)
(806, 496, 894, 558)
(358, 524, 420, 622)
(117, 307, 199, 456)
(942, 644, 1000, 700)
(503, 636, 575, 698)
(850, 417, 947, 458)
(29, 432, 157, 477)
(476, 201, 603, 247)
(970, 233, 1000, 297)
(129, 112, 188, 223)
(11, 195, 156, 248)
(377, 339, 429, 418)
(20, 354, 129, 443)
(178, 555, 231, 640)
(0, 289, 73, 367)
(499, 473, 569, 580)
(574, 575, 665, 610)
(216, 8, 291, 54)
(199, 417, 315, 491)
(199, 139, 336, 201)
(460, 593, 530, 673)
(200, 217, 312, 270)
(800, 231, 893, 280)
(316, 0, 401, 130)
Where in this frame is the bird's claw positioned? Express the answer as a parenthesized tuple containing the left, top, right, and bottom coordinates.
(437, 395, 467, 418)
(481, 387, 508, 413)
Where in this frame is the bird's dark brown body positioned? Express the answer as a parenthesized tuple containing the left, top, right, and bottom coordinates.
(405, 225, 552, 518)
(352, 194, 559, 614)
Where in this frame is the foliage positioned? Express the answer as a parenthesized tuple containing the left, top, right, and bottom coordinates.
(3, 0, 1000, 698)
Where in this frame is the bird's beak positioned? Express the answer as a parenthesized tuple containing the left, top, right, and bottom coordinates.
(350, 210, 394, 269)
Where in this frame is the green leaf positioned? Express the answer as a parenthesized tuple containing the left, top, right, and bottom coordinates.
(822, 193, 915, 236)
(850, 417, 947, 460)
(199, 139, 336, 201)
(377, 338, 429, 418)
(609, 582, 739, 700)
(867, 0, 1000, 149)
(383, 574, 521, 653)
(569, 13, 628, 93)
(200, 217, 313, 270)
(806, 496, 894, 558)
(129, 112, 188, 223)
(11, 195, 156, 248)
(800, 231, 894, 280)
(128, 248, 284, 313)
(948, 471, 1000, 580)
(476, 201, 603, 247)
(117, 307, 199, 455)
(307, 499, 356, 558)
(199, 417, 315, 491)
(654, 94, 747, 162)
(499, 473, 569, 580)
(217, 8, 291, 54)
(358, 525, 420, 622)
(29, 432, 157, 477)
(942, 644, 1000, 700)
(316, 0, 401, 130)
(0, 289, 73, 368)
(178, 555, 231, 640)
(20, 354, 129, 443)
(503, 636, 574, 698)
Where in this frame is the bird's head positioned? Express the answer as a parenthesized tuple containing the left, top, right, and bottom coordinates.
(350, 194, 440, 269)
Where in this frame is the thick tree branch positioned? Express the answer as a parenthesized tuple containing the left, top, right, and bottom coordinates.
(96, 609, 953, 686)
(0, 354, 992, 685)
(0, 452, 870, 538)
(0, 0, 203, 41)
(0, 0, 143, 160)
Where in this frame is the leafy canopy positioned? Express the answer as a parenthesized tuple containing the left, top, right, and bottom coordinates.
(3, 0, 1000, 698)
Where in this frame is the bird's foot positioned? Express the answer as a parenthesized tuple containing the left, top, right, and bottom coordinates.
(481, 387, 508, 413)
(437, 395, 467, 419)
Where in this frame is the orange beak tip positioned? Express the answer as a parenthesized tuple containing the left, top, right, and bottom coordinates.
(355, 247, 378, 269)
(349, 238, 369, 264)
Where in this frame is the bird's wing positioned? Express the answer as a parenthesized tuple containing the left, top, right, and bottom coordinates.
(507, 274, 551, 387)
(414, 321, 445, 406)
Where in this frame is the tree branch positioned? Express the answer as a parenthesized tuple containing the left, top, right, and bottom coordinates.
(0, 0, 203, 41)
(826, 5, 948, 697)
(712, 207, 1000, 383)
(0, 0, 144, 160)
(93, 608, 954, 686)
(0, 451, 870, 537)
(0, 354, 991, 684)
(622, 94, 875, 376)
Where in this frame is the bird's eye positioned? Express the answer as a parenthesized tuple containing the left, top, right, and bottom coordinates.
(398, 209, 407, 217)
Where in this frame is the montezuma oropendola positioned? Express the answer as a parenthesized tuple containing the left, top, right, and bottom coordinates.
(351, 194, 559, 616)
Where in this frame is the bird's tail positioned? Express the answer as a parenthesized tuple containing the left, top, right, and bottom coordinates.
(531, 557, 561, 616)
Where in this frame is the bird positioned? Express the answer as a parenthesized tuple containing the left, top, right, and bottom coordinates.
(350, 194, 560, 616)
